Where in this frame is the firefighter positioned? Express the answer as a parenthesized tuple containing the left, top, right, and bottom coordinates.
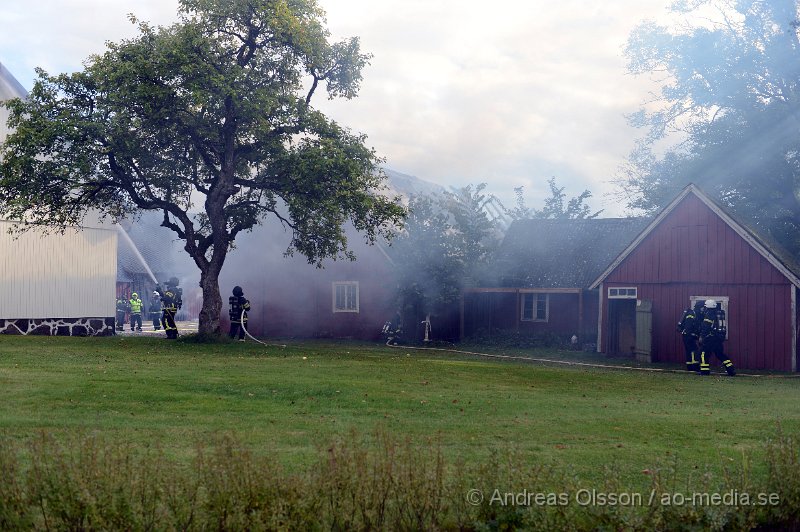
(158, 277, 182, 339)
(129, 292, 143, 332)
(115, 296, 129, 331)
(228, 285, 251, 341)
(698, 299, 736, 376)
(381, 311, 403, 345)
(677, 300, 704, 371)
(149, 291, 162, 330)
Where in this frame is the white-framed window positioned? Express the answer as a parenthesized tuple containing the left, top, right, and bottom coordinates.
(690, 295, 729, 339)
(608, 287, 638, 299)
(333, 281, 359, 313)
(521, 293, 548, 322)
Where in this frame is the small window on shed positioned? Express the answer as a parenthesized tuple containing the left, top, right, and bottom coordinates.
(608, 287, 637, 299)
(521, 293, 548, 322)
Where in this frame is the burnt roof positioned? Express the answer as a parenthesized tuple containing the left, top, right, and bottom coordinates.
(491, 217, 649, 288)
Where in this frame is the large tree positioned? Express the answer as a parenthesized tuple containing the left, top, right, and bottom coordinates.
(0, 0, 405, 335)
(620, 0, 800, 255)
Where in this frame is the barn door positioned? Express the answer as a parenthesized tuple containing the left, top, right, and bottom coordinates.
(634, 299, 653, 363)
(607, 299, 636, 356)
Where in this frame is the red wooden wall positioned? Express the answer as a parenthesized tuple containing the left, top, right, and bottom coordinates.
(219, 234, 396, 341)
(462, 290, 598, 343)
(601, 193, 796, 371)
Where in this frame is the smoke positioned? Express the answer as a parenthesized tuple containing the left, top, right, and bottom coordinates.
(218, 208, 396, 340)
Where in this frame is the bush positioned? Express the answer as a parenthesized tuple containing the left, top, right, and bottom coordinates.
(0, 430, 798, 530)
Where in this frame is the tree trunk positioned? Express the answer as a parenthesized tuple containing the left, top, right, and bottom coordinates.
(198, 267, 223, 336)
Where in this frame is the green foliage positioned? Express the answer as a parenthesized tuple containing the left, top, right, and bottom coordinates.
(505, 177, 602, 221)
(388, 184, 500, 336)
(621, 0, 800, 256)
(0, 429, 798, 530)
(0, 0, 405, 334)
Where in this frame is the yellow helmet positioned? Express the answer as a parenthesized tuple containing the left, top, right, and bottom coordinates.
(131, 292, 138, 298)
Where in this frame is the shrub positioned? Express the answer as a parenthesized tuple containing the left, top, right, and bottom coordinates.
(0, 429, 798, 530)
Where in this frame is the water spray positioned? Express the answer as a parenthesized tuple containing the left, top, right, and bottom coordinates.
(116, 223, 159, 285)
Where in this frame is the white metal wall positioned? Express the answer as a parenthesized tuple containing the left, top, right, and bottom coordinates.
(0, 220, 117, 319)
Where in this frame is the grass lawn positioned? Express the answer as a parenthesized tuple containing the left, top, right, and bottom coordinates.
(1, 334, 799, 490)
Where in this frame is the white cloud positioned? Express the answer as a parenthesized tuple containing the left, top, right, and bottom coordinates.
(0, 0, 677, 215)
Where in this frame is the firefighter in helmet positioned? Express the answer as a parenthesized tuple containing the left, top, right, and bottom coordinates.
(149, 291, 162, 330)
(157, 277, 182, 339)
(115, 296, 129, 332)
(228, 285, 251, 341)
(698, 299, 736, 376)
(129, 292, 143, 332)
(677, 300, 704, 371)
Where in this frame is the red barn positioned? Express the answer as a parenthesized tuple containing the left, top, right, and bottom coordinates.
(591, 184, 800, 372)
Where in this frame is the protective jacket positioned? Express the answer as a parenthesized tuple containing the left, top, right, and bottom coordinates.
(700, 308, 726, 341)
(129, 297, 143, 315)
(229, 295, 251, 323)
(677, 307, 701, 336)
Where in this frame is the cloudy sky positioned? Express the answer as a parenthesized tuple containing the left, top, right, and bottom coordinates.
(0, 0, 680, 215)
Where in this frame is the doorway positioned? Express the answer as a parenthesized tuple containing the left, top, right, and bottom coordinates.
(607, 299, 636, 356)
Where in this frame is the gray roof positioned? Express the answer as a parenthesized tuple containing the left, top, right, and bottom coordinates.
(491, 217, 649, 288)
(1, 61, 27, 145)
(0, 61, 26, 100)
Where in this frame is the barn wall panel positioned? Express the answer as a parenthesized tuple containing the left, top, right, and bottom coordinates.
(607, 194, 774, 287)
(606, 282, 793, 371)
(0, 221, 116, 320)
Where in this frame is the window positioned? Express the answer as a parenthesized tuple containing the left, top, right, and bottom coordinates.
(608, 287, 638, 299)
(333, 282, 359, 313)
(521, 293, 548, 321)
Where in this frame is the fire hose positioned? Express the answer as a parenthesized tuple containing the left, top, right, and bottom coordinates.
(240, 309, 286, 348)
(383, 343, 794, 378)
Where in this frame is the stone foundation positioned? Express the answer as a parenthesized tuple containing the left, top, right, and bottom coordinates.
(0, 317, 116, 336)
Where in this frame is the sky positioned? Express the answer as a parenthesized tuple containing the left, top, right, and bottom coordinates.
(0, 0, 680, 216)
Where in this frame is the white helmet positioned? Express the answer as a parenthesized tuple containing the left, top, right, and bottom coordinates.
(704, 299, 717, 309)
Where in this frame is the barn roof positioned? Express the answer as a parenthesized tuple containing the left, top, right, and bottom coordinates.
(1, 61, 27, 148)
(490, 217, 649, 288)
(0, 61, 26, 100)
(589, 184, 800, 289)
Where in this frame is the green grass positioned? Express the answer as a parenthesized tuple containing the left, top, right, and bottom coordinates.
(1, 335, 799, 489)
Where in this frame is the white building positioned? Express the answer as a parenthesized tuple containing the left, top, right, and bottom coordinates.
(1, 61, 117, 335)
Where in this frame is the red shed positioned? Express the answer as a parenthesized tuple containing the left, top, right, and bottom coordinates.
(591, 184, 800, 372)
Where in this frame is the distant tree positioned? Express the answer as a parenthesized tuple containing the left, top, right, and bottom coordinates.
(0, 0, 405, 336)
(620, 0, 800, 255)
(504, 187, 535, 221)
(505, 178, 601, 220)
(389, 184, 499, 341)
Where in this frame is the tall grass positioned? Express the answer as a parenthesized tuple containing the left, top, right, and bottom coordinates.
(0, 429, 798, 531)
